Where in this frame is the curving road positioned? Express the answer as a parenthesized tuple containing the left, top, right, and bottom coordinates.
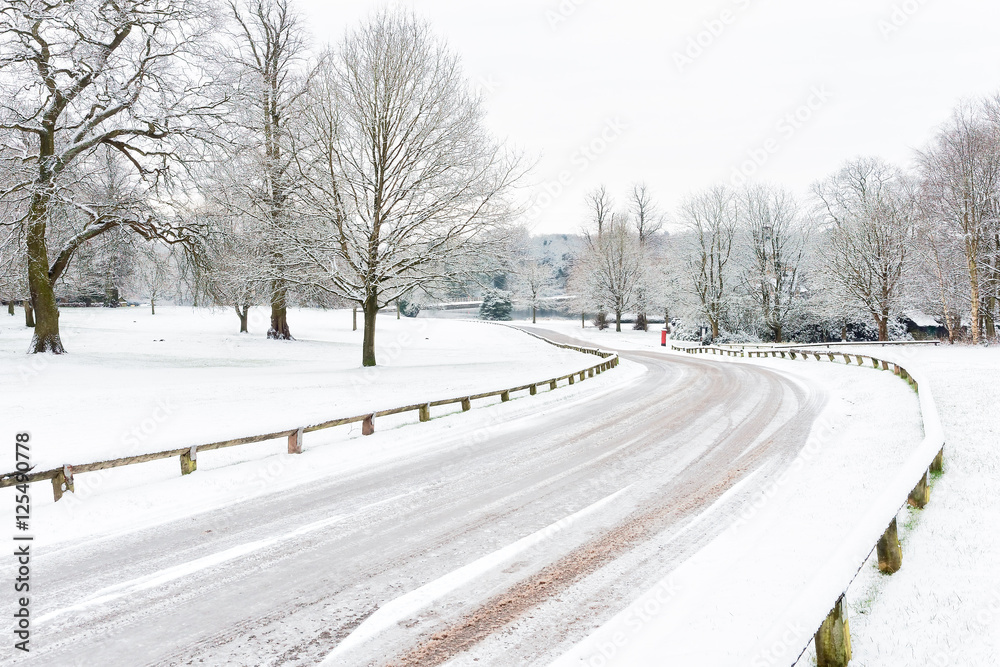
(16, 328, 825, 667)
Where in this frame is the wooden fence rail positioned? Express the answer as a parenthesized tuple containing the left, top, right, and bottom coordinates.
(2, 334, 619, 502)
(670, 341, 944, 667)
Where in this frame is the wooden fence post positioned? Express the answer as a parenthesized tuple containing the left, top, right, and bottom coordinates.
(588, 368, 594, 378)
(881, 360, 889, 371)
(180, 446, 198, 475)
(550, 379, 558, 390)
(288, 428, 304, 454)
(828, 353, 836, 362)
(876, 517, 903, 574)
(419, 404, 431, 421)
(530, 384, 538, 395)
(908, 470, 930, 509)
(815, 595, 853, 667)
(501, 390, 511, 402)
(461, 397, 471, 411)
(569, 375, 575, 385)
(52, 465, 75, 502)
(930, 447, 944, 474)
(362, 414, 375, 436)
(579, 371, 586, 381)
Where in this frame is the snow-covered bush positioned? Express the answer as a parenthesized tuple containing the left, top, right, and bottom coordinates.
(479, 289, 513, 321)
(397, 298, 421, 318)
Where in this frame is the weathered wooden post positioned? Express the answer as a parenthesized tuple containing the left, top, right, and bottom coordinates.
(828, 353, 836, 362)
(842, 353, 852, 364)
(855, 356, 864, 366)
(530, 384, 538, 395)
(789, 352, 797, 360)
(51, 465, 75, 502)
(930, 447, 944, 474)
(569, 375, 575, 385)
(362, 414, 375, 435)
(549, 379, 558, 390)
(180, 446, 198, 475)
(501, 390, 511, 402)
(461, 397, 472, 411)
(871, 358, 879, 369)
(876, 517, 903, 574)
(419, 404, 431, 421)
(908, 470, 930, 509)
(892, 364, 901, 376)
(815, 595, 852, 667)
(881, 360, 889, 371)
(288, 427, 304, 454)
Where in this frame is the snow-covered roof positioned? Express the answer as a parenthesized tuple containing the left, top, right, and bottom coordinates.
(904, 310, 941, 328)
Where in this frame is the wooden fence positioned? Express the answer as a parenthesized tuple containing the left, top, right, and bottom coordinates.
(672, 342, 945, 667)
(1, 335, 619, 503)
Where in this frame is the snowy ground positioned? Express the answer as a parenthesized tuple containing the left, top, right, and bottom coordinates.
(828, 344, 1000, 667)
(0, 307, 639, 548)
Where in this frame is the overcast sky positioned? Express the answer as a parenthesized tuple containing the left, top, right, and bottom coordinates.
(296, 0, 1000, 234)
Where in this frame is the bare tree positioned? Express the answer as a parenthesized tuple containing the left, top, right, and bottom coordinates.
(576, 209, 643, 333)
(738, 184, 806, 343)
(918, 101, 1000, 343)
(680, 185, 738, 339)
(0, 0, 219, 353)
(290, 10, 522, 366)
(587, 185, 614, 237)
(224, 0, 309, 340)
(813, 157, 916, 341)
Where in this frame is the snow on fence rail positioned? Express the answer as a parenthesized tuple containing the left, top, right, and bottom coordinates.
(1, 333, 619, 503)
(672, 342, 945, 667)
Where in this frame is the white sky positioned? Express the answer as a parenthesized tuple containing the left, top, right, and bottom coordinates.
(296, 0, 1000, 234)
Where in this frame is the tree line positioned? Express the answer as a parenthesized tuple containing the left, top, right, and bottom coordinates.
(566, 99, 1000, 345)
(0, 0, 522, 364)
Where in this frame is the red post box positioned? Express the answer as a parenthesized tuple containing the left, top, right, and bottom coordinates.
(661, 329, 668, 346)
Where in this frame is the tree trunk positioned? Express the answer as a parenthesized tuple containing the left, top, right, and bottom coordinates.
(396, 301, 401, 320)
(987, 296, 996, 339)
(24, 301, 35, 328)
(615, 310, 622, 332)
(532, 304, 537, 324)
(362, 296, 379, 367)
(268, 282, 292, 340)
(774, 324, 783, 344)
(968, 253, 981, 345)
(7, 302, 13, 316)
(235, 305, 249, 333)
(711, 319, 720, 339)
(841, 323, 847, 342)
(150, 298, 156, 315)
(26, 205, 62, 351)
(877, 314, 889, 342)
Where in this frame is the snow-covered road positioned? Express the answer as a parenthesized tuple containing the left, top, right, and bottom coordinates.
(14, 328, 825, 666)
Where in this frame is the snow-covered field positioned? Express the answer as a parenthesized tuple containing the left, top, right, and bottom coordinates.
(0, 308, 642, 547)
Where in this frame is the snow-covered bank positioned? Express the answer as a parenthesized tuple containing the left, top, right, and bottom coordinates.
(0, 308, 643, 548)
(829, 345, 1000, 667)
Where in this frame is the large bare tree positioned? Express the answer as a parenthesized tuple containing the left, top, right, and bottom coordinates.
(290, 10, 522, 366)
(680, 185, 738, 339)
(738, 184, 806, 343)
(0, 0, 218, 353)
(813, 157, 917, 341)
(223, 0, 308, 340)
(918, 101, 1000, 343)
